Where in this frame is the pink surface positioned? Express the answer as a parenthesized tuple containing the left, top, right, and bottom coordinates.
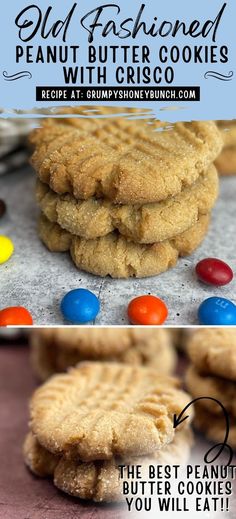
(0, 343, 124, 519)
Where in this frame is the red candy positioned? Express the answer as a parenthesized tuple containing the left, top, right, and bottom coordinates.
(196, 258, 233, 286)
(127, 295, 168, 325)
(0, 307, 33, 326)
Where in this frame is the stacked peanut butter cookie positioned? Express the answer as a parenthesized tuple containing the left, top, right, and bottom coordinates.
(30, 327, 177, 380)
(215, 120, 236, 175)
(186, 329, 236, 448)
(24, 362, 193, 502)
(29, 108, 222, 278)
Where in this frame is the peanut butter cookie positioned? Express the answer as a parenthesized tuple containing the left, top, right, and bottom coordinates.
(30, 108, 222, 204)
(194, 404, 236, 448)
(185, 366, 236, 416)
(38, 213, 210, 278)
(187, 329, 236, 381)
(24, 429, 193, 502)
(36, 164, 218, 243)
(30, 362, 193, 461)
(215, 121, 236, 174)
(30, 328, 177, 380)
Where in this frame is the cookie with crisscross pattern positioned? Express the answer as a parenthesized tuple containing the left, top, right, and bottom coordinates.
(30, 362, 193, 461)
(30, 108, 222, 204)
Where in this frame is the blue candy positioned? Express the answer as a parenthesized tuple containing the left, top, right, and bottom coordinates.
(198, 297, 236, 325)
(61, 288, 100, 324)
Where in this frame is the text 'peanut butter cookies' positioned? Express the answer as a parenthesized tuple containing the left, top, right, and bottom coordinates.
(24, 429, 193, 502)
(187, 329, 236, 381)
(30, 362, 192, 461)
(30, 328, 177, 381)
(185, 366, 236, 417)
(30, 108, 222, 204)
(36, 164, 218, 244)
(38, 213, 210, 278)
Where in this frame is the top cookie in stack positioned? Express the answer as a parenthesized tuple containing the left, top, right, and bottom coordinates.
(215, 120, 236, 175)
(30, 108, 222, 278)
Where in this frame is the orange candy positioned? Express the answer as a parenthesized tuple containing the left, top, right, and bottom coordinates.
(0, 306, 33, 326)
(127, 295, 168, 325)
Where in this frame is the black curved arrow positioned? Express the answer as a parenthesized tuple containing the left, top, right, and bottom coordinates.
(173, 396, 233, 466)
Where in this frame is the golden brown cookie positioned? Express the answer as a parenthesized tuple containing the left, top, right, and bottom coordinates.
(23, 431, 60, 477)
(30, 362, 193, 461)
(36, 164, 218, 244)
(217, 120, 236, 148)
(185, 366, 236, 417)
(193, 404, 236, 448)
(38, 213, 210, 278)
(24, 429, 193, 502)
(53, 429, 193, 503)
(215, 146, 236, 175)
(187, 329, 236, 381)
(30, 108, 222, 204)
(30, 328, 177, 381)
(215, 121, 236, 175)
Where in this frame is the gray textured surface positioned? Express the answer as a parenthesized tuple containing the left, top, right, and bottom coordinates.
(0, 166, 235, 325)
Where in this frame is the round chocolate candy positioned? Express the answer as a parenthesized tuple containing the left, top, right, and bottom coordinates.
(127, 295, 168, 325)
(196, 258, 233, 286)
(198, 297, 236, 325)
(61, 288, 100, 324)
(0, 307, 33, 326)
(0, 235, 14, 264)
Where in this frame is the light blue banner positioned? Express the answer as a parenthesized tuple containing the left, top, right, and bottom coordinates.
(0, 0, 235, 121)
